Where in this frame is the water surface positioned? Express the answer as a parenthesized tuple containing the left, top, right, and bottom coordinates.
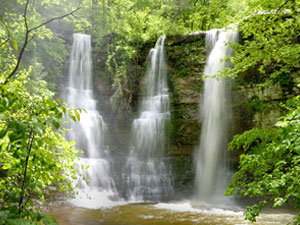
(46, 202, 294, 225)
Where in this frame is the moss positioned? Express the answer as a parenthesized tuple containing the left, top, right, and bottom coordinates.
(170, 104, 201, 146)
(92, 34, 154, 119)
(166, 34, 206, 154)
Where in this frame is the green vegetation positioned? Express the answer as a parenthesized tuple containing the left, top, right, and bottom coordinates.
(0, 0, 82, 224)
(0, 66, 80, 225)
(221, 0, 300, 223)
(166, 34, 205, 152)
(1, 0, 300, 224)
(227, 97, 300, 223)
(87, 0, 236, 116)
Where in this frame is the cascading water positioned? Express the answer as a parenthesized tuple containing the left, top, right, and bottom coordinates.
(123, 36, 173, 201)
(65, 33, 118, 208)
(194, 29, 239, 205)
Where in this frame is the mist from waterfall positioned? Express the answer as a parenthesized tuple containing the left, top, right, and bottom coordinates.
(123, 36, 173, 201)
(194, 29, 239, 205)
(65, 33, 118, 208)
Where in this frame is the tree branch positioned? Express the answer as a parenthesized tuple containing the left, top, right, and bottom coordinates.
(18, 128, 35, 214)
(276, 0, 291, 13)
(2, 0, 30, 85)
(28, 3, 81, 33)
(2, 0, 81, 85)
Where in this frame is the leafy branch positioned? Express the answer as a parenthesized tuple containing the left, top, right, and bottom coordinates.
(276, 0, 292, 13)
(0, 15, 11, 48)
(2, 0, 82, 85)
(18, 128, 35, 214)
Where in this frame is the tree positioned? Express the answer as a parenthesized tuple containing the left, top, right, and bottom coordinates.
(226, 96, 300, 223)
(0, 0, 83, 224)
(0, 0, 84, 91)
(1, 0, 81, 85)
(223, 0, 300, 223)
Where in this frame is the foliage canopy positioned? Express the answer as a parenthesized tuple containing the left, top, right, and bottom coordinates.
(0, 0, 82, 224)
(223, 0, 300, 223)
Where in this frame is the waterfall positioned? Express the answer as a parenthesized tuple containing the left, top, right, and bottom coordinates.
(123, 36, 173, 201)
(194, 29, 238, 205)
(65, 33, 118, 208)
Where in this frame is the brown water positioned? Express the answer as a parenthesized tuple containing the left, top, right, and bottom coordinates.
(46, 202, 295, 225)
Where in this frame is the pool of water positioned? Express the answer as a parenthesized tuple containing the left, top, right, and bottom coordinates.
(45, 201, 295, 225)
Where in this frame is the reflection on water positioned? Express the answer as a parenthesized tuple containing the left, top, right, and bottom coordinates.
(46, 202, 294, 225)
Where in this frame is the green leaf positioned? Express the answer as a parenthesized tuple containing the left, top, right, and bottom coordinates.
(74, 110, 80, 121)
(51, 119, 60, 130)
(0, 113, 7, 120)
(16, 122, 27, 133)
(34, 122, 45, 134)
(8, 133, 19, 142)
(47, 100, 57, 108)
(273, 197, 285, 207)
(56, 98, 62, 105)
(42, 215, 58, 225)
(11, 40, 18, 53)
(62, 106, 66, 114)
(44, 137, 53, 146)
(55, 112, 63, 120)
(2, 164, 11, 170)
(0, 129, 7, 138)
(7, 121, 18, 130)
(67, 111, 76, 122)
(295, 146, 300, 155)
(0, 106, 6, 113)
(27, 199, 34, 207)
(35, 212, 43, 222)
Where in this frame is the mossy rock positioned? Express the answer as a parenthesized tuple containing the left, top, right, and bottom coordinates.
(166, 34, 206, 154)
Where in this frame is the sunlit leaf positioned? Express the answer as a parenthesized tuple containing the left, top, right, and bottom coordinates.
(56, 98, 62, 105)
(74, 109, 80, 121)
(12, 40, 18, 53)
(2, 163, 10, 170)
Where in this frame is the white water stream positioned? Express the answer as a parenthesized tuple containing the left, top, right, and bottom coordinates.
(195, 29, 239, 205)
(65, 33, 118, 208)
(123, 36, 173, 201)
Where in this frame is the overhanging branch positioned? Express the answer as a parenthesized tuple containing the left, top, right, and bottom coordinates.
(28, 4, 81, 33)
(2, 0, 81, 85)
(276, 0, 291, 13)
